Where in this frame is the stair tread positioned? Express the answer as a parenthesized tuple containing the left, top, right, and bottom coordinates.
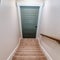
(12, 39, 47, 60)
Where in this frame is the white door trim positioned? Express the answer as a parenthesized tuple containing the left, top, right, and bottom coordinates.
(16, 2, 43, 38)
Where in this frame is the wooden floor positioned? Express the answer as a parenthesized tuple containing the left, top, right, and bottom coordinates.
(12, 38, 47, 60)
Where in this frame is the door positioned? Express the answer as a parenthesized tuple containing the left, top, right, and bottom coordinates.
(20, 6, 39, 38)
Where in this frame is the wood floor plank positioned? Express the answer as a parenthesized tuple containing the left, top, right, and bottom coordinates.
(12, 38, 47, 60)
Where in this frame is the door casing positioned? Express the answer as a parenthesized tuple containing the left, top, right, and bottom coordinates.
(17, 2, 43, 38)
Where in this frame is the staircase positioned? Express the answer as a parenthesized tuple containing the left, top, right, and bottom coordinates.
(12, 38, 47, 60)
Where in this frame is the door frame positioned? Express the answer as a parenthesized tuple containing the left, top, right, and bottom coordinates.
(17, 2, 43, 38)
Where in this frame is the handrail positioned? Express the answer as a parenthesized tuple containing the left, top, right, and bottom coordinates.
(40, 34, 60, 44)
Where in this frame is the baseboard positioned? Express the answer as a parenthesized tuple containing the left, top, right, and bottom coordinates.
(7, 38, 22, 60)
(37, 37, 53, 60)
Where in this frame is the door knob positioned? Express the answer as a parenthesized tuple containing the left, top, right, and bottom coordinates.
(35, 26, 37, 28)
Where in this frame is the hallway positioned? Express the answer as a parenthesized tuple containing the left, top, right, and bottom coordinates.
(0, 0, 60, 60)
(12, 39, 47, 60)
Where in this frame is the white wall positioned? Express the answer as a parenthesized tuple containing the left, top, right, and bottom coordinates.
(41, 0, 60, 38)
(39, 0, 60, 60)
(0, 1, 20, 60)
(40, 36, 60, 60)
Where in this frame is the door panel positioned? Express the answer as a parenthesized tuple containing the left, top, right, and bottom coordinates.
(20, 6, 39, 38)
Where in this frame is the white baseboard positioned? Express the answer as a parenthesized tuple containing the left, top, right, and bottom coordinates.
(7, 38, 22, 60)
(37, 37, 53, 60)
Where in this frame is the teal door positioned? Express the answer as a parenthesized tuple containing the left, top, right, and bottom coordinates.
(20, 6, 39, 38)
